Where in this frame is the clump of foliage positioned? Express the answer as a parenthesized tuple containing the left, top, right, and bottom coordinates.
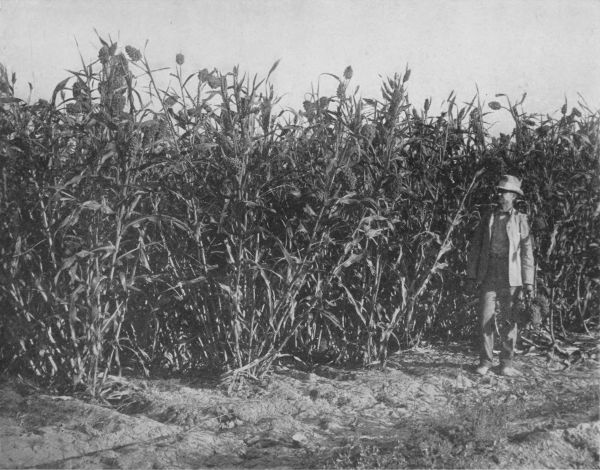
(0, 35, 598, 394)
(328, 394, 525, 469)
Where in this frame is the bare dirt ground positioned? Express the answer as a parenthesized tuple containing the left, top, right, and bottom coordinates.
(1, 335, 598, 469)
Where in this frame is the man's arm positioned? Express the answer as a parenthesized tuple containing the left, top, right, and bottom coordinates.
(519, 214, 535, 287)
(466, 216, 484, 282)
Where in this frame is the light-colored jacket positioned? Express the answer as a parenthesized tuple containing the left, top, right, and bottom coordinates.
(467, 209, 535, 286)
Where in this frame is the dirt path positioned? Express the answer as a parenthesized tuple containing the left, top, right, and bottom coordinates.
(1, 339, 598, 469)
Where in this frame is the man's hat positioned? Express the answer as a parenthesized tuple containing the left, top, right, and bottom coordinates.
(496, 175, 523, 196)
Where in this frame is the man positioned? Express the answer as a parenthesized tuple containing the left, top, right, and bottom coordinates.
(466, 175, 535, 377)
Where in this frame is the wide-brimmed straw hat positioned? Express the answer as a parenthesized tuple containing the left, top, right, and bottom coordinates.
(496, 175, 523, 196)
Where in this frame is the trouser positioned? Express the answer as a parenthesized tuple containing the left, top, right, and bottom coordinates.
(478, 255, 522, 368)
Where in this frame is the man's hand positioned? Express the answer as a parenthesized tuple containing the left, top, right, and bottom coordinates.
(524, 283, 534, 297)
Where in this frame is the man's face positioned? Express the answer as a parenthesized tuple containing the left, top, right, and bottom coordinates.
(496, 189, 517, 208)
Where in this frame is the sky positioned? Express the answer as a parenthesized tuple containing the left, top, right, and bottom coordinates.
(1, 0, 599, 134)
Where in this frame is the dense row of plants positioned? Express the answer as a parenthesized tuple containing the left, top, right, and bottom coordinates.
(1, 37, 598, 394)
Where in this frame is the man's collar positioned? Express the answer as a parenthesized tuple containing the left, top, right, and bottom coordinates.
(495, 207, 514, 215)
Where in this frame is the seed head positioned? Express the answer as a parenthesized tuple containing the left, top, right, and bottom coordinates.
(176, 53, 185, 65)
(110, 94, 126, 114)
(223, 155, 243, 173)
(336, 83, 345, 100)
(125, 45, 142, 62)
(72, 81, 84, 100)
(115, 54, 130, 74)
(188, 105, 202, 118)
(391, 179, 403, 200)
(157, 118, 170, 137)
(361, 124, 376, 142)
(198, 68, 210, 82)
(98, 46, 110, 64)
(128, 135, 141, 156)
(403, 69, 411, 83)
(260, 100, 272, 132)
(65, 102, 82, 115)
(164, 95, 177, 108)
(110, 74, 127, 91)
(178, 109, 189, 123)
(142, 120, 159, 145)
(207, 73, 221, 89)
(343, 66, 353, 80)
(339, 166, 356, 190)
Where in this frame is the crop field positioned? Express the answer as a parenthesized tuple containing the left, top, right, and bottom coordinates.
(0, 35, 600, 395)
(0, 36, 598, 400)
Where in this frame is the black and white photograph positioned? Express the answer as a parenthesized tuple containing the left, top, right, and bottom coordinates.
(1, 0, 598, 468)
